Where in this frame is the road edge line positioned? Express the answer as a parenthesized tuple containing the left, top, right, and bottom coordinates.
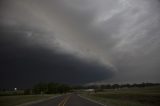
(78, 94, 107, 106)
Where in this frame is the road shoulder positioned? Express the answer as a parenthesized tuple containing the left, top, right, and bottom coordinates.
(78, 94, 106, 106)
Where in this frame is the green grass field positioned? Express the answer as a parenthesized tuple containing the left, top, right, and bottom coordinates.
(0, 95, 54, 106)
(82, 86, 160, 106)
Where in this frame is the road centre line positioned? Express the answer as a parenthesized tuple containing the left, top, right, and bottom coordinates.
(58, 95, 71, 106)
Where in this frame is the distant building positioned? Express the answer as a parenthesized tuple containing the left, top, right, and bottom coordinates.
(84, 89, 95, 92)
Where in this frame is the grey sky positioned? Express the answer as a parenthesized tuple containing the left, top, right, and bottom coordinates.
(0, 0, 160, 87)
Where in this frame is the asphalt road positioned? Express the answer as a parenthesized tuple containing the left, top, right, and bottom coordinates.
(28, 93, 104, 106)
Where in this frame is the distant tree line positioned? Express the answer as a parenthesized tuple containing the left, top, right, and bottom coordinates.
(99, 83, 160, 89)
(0, 82, 160, 96)
(73, 82, 160, 90)
(32, 82, 71, 94)
(0, 82, 72, 95)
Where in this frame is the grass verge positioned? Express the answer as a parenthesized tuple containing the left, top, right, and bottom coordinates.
(0, 95, 54, 106)
(81, 86, 160, 106)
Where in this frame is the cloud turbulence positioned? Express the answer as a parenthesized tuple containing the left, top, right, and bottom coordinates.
(0, 0, 160, 88)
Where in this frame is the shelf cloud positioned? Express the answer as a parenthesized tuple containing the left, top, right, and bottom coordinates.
(0, 0, 160, 88)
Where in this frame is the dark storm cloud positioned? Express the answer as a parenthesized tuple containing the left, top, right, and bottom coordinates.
(0, 29, 113, 88)
(0, 0, 160, 87)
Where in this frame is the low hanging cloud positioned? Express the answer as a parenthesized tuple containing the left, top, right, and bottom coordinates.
(0, 0, 160, 87)
(0, 28, 114, 88)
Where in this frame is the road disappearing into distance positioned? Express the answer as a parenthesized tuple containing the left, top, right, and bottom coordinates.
(29, 93, 104, 106)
